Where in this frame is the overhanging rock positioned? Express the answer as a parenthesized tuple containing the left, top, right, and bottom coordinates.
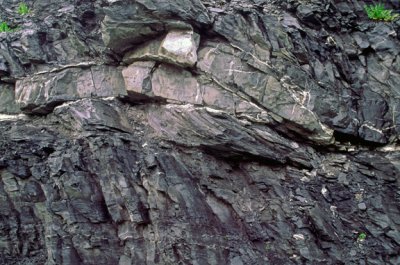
(123, 29, 200, 68)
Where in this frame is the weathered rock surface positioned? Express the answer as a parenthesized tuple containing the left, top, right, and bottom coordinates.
(0, 0, 400, 264)
(0, 83, 19, 114)
(15, 65, 126, 114)
(123, 29, 200, 68)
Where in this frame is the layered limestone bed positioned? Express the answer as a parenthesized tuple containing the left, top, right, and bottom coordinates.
(0, 0, 399, 264)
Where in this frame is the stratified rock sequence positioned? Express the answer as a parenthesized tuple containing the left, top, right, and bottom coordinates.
(0, 0, 399, 264)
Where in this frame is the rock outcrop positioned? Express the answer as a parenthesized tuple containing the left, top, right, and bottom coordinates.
(0, 0, 399, 264)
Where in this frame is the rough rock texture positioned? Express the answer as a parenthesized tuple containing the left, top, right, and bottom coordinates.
(15, 65, 126, 114)
(0, 0, 400, 264)
(123, 30, 200, 68)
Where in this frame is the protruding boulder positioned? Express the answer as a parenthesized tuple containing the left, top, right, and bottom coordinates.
(159, 30, 199, 67)
(123, 30, 199, 68)
(101, 0, 210, 53)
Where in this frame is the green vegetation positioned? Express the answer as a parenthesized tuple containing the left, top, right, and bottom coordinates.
(0, 22, 12, 32)
(18, 2, 30, 16)
(357, 232, 367, 242)
(364, 3, 399, 21)
(0, 3, 31, 33)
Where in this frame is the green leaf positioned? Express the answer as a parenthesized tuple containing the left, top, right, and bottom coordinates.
(18, 2, 30, 16)
(0, 21, 12, 32)
(364, 3, 399, 21)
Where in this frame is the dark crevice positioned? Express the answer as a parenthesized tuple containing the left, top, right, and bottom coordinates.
(333, 130, 386, 148)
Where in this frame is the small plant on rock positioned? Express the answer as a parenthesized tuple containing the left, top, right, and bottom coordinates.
(0, 21, 12, 32)
(364, 3, 399, 22)
(18, 2, 30, 16)
(357, 232, 367, 242)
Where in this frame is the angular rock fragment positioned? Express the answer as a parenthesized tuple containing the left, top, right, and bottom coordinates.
(159, 30, 199, 67)
(123, 29, 199, 68)
(122, 61, 156, 101)
(101, 0, 210, 53)
(11, 30, 47, 65)
(0, 83, 20, 114)
(101, 4, 165, 53)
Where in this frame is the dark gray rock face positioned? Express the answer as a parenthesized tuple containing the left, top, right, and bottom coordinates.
(0, 0, 399, 264)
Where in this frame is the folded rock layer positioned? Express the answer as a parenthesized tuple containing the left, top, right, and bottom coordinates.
(0, 0, 399, 264)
